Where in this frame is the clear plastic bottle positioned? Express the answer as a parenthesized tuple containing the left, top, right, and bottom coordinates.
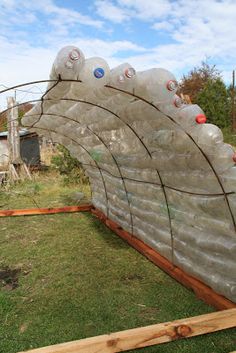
(134, 68, 178, 104)
(21, 103, 42, 127)
(219, 166, 236, 192)
(68, 57, 110, 114)
(175, 104, 205, 131)
(50, 45, 85, 80)
(44, 46, 85, 104)
(79, 57, 110, 87)
(157, 94, 185, 119)
(108, 63, 136, 92)
(143, 128, 195, 153)
(191, 123, 224, 148)
(207, 143, 235, 173)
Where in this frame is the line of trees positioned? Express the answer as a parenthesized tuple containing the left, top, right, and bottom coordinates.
(178, 61, 234, 130)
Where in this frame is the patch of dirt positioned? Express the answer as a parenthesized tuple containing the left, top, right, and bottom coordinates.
(121, 273, 144, 283)
(0, 266, 22, 291)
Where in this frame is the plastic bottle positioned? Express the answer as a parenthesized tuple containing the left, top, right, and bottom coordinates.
(174, 104, 207, 132)
(21, 103, 42, 127)
(191, 123, 223, 148)
(44, 46, 84, 104)
(207, 143, 235, 173)
(50, 45, 85, 80)
(44, 45, 84, 104)
(157, 94, 185, 119)
(143, 128, 195, 153)
(109, 63, 136, 92)
(68, 57, 110, 117)
(219, 166, 236, 192)
(78, 57, 110, 87)
(134, 68, 178, 104)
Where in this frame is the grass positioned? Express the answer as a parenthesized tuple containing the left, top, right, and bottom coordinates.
(0, 172, 235, 353)
(223, 127, 236, 147)
(0, 170, 91, 210)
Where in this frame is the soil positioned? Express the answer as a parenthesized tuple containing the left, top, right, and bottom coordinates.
(0, 266, 22, 290)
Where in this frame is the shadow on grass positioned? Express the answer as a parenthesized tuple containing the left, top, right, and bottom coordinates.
(82, 212, 130, 250)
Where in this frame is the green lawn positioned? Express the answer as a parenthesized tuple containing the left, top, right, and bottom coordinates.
(0, 170, 91, 210)
(0, 175, 235, 353)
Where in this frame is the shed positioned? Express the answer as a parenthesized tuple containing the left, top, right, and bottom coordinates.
(0, 129, 40, 170)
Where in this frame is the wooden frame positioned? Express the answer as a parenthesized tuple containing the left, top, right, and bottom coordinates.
(0, 205, 92, 217)
(18, 309, 236, 353)
(1, 204, 235, 352)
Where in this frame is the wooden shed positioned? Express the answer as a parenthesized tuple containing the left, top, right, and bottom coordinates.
(0, 129, 40, 170)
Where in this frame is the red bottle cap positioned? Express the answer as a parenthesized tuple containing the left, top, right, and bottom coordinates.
(195, 114, 207, 124)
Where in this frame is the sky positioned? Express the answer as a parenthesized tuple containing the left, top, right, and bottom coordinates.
(0, 0, 236, 105)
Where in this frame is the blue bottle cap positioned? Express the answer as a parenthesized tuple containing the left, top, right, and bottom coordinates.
(94, 67, 105, 79)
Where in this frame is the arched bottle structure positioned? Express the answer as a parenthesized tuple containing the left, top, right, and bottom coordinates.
(22, 46, 236, 304)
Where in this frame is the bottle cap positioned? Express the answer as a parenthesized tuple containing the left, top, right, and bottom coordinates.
(195, 114, 207, 124)
(232, 153, 236, 163)
(69, 49, 81, 61)
(94, 67, 105, 79)
(174, 97, 183, 108)
(125, 67, 136, 78)
(167, 80, 178, 91)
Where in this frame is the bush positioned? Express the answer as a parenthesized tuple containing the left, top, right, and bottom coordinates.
(51, 145, 89, 185)
(196, 78, 231, 128)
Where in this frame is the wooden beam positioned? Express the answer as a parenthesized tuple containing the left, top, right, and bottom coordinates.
(7, 96, 21, 165)
(18, 308, 236, 353)
(0, 204, 92, 217)
(91, 208, 236, 310)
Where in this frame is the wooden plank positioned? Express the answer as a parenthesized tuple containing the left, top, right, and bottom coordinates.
(0, 204, 92, 217)
(91, 208, 236, 310)
(18, 308, 236, 353)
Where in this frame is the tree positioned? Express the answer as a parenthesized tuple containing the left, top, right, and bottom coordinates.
(195, 78, 231, 128)
(178, 61, 231, 129)
(178, 61, 221, 103)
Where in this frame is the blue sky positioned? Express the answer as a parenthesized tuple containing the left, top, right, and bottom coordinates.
(0, 0, 236, 93)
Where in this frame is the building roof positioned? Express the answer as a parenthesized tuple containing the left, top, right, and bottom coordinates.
(0, 129, 35, 139)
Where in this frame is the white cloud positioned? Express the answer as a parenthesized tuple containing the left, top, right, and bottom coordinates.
(0, 0, 104, 30)
(94, 0, 172, 22)
(0, 35, 145, 86)
(94, 0, 129, 23)
(152, 21, 173, 31)
(44, 2, 104, 29)
(92, 0, 236, 82)
(0, 0, 236, 110)
(117, 0, 172, 20)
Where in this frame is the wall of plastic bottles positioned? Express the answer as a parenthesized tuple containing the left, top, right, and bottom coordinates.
(22, 46, 236, 303)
